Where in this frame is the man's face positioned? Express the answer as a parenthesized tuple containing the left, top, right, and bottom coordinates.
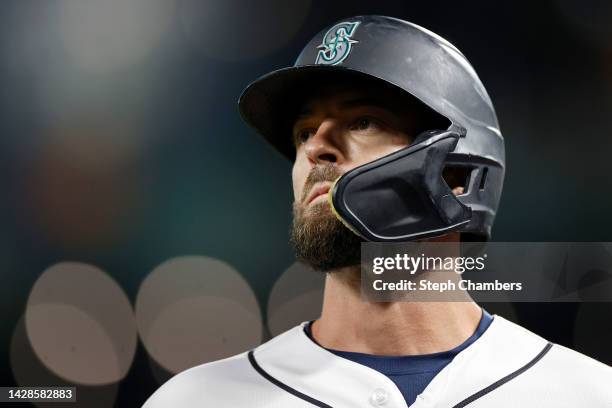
(290, 84, 419, 271)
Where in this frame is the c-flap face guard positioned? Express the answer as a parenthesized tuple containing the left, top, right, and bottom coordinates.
(330, 129, 472, 242)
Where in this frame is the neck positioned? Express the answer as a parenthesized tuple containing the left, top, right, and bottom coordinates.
(311, 267, 483, 355)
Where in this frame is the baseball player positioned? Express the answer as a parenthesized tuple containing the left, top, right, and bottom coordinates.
(144, 16, 612, 407)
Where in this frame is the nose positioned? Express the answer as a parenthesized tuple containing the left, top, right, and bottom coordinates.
(303, 119, 344, 165)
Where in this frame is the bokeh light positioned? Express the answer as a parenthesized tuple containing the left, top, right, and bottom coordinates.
(179, 0, 311, 61)
(11, 316, 119, 408)
(58, 0, 176, 73)
(17, 127, 146, 251)
(25, 262, 137, 385)
(26, 304, 123, 384)
(136, 256, 262, 374)
(267, 262, 324, 336)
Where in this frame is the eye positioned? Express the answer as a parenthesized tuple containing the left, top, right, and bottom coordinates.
(349, 117, 380, 132)
(293, 128, 316, 146)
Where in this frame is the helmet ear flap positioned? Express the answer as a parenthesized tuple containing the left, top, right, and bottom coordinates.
(411, 121, 465, 146)
(411, 130, 442, 146)
(330, 130, 472, 242)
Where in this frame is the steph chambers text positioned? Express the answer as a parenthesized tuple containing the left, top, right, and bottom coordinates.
(373, 279, 523, 292)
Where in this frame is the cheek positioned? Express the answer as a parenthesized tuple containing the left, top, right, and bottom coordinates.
(291, 157, 307, 201)
(349, 132, 409, 167)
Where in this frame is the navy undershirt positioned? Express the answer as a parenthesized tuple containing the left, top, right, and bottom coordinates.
(304, 310, 493, 406)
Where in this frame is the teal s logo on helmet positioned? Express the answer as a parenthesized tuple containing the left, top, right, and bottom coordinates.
(315, 21, 360, 65)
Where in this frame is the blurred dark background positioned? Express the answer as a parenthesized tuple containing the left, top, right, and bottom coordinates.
(1, 0, 611, 406)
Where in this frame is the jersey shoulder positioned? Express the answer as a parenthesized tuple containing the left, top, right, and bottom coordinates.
(493, 317, 612, 405)
(441, 316, 612, 407)
(141, 325, 311, 408)
(142, 352, 256, 407)
(543, 343, 612, 394)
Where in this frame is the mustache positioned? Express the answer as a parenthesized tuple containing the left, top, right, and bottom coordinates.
(300, 164, 342, 204)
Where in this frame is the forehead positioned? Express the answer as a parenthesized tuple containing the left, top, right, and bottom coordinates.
(295, 82, 404, 119)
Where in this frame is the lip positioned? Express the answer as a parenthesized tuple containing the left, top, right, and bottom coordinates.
(305, 182, 332, 205)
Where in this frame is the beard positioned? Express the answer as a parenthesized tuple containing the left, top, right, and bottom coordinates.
(290, 164, 363, 272)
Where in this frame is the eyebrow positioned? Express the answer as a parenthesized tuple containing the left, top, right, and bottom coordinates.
(295, 96, 396, 120)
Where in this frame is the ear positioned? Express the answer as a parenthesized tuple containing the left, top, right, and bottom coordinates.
(452, 186, 464, 196)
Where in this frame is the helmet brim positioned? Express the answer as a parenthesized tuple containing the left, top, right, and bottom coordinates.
(238, 65, 411, 160)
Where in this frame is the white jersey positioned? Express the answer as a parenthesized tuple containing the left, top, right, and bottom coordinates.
(143, 316, 612, 407)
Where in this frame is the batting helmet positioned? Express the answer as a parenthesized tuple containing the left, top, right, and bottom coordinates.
(238, 15, 505, 242)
